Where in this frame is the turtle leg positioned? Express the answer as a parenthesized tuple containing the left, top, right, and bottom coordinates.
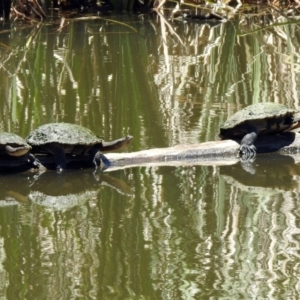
(46, 144, 67, 171)
(239, 125, 258, 161)
(90, 147, 111, 170)
(55, 149, 67, 171)
(27, 153, 47, 171)
(93, 152, 111, 170)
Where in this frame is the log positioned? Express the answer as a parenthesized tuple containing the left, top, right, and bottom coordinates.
(105, 140, 239, 169)
(105, 131, 300, 170)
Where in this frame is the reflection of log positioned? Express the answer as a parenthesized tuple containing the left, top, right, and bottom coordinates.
(2, 132, 300, 172)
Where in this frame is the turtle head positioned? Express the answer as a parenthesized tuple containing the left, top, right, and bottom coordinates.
(101, 135, 133, 152)
(293, 111, 300, 122)
(5, 144, 31, 157)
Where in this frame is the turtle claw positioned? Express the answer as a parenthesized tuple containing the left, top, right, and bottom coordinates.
(56, 166, 63, 174)
(240, 145, 256, 174)
(93, 152, 111, 171)
(240, 144, 256, 162)
(28, 154, 47, 172)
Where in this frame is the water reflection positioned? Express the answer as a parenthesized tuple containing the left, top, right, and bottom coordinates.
(221, 154, 300, 191)
(0, 158, 300, 297)
(1, 170, 133, 209)
(219, 155, 300, 299)
(0, 169, 135, 298)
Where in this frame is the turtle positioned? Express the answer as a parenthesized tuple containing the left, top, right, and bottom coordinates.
(219, 102, 300, 159)
(0, 131, 44, 170)
(26, 123, 133, 171)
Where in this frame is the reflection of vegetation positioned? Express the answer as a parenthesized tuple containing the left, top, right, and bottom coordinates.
(149, 11, 300, 145)
(0, 16, 163, 147)
(1, 11, 300, 144)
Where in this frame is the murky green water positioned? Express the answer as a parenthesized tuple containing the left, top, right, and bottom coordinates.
(1, 12, 300, 299)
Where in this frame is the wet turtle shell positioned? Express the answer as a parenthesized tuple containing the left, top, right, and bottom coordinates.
(26, 123, 133, 170)
(219, 102, 300, 160)
(0, 132, 31, 157)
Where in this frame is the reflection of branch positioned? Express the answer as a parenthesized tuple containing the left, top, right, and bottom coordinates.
(237, 19, 300, 36)
(0, 51, 15, 76)
(65, 16, 138, 34)
(155, 0, 231, 20)
(155, 10, 185, 48)
(0, 26, 42, 76)
(154, 0, 166, 10)
(0, 24, 40, 35)
(54, 52, 78, 90)
(12, 0, 46, 20)
(57, 17, 68, 32)
(29, 0, 46, 19)
(268, 5, 300, 24)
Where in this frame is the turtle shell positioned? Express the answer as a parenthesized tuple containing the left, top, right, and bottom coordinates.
(0, 132, 31, 154)
(26, 123, 102, 156)
(219, 102, 299, 139)
(26, 123, 101, 146)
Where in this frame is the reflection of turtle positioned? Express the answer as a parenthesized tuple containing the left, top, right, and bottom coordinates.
(28, 170, 133, 211)
(0, 131, 43, 170)
(0, 170, 133, 211)
(219, 103, 300, 159)
(26, 123, 133, 171)
(220, 154, 300, 191)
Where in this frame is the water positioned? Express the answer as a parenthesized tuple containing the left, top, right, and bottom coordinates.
(1, 12, 300, 299)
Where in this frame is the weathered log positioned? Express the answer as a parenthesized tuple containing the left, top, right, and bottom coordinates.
(106, 140, 239, 169)
(105, 132, 300, 170)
